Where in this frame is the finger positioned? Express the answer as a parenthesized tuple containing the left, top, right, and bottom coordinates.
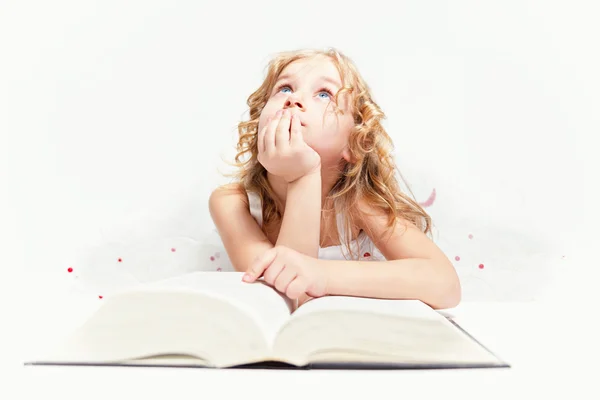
(263, 260, 285, 286)
(285, 277, 307, 300)
(265, 110, 282, 154)
(257, 116, 271, 154)
(274, 265, 297, 294)
(297, 293, 314, 307)
(275, 109, 291, 149)
(243, 248, 277, 282)
(289, 112, 303, 146)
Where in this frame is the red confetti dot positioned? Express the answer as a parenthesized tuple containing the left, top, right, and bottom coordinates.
(468, 234, 473, 239)
(171, 248, 176, 252)
(210, 256, 215, 261)
(478, 264, 484, 269)
(454, 256, 460, 261)
(216, 267, 222, 272)
(67, 267, 73, 273)
(363, 252, 371, 258)
(118, 258, 122, 262)
(98, 295, 103, 299)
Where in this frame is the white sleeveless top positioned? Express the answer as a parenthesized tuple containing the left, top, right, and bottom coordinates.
(246, 191, 385, 261)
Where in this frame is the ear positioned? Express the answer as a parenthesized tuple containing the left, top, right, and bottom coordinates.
(342, 147, 355, 164)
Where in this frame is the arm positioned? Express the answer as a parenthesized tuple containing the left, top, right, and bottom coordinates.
(208, 184, 274, 272)
(275, 170, 322, 258)
(322, 203, 461, 310)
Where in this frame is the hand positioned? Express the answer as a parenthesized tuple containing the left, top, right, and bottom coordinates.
(242, 246, 329, 301)
(257, 108, 321, 183)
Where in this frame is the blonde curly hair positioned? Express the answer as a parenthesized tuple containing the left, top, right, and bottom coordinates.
(222, 47, 432, 259)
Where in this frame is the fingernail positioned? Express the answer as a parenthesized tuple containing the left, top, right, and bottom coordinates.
(243, 273, 251, 282)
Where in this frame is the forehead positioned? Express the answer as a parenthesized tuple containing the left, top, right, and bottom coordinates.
(279, 56, 341, 83)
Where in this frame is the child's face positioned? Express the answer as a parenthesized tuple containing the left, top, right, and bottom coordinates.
(258, 55, 355, 166)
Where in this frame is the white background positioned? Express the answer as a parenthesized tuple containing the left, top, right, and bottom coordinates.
(3, 0, 600, 393)
(0, 0, 600, 394)
(4, 0, 599, 294)
(4, 1, 599, 288)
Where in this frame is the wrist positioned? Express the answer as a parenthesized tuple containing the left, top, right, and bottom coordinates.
(286, 165, 321, 184)
(286, 169, 321, 192)
(319, 259, 334, 296)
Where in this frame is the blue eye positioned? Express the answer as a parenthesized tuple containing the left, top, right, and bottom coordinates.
(318, 91, 330, 99)
(280, 86, 292, 94)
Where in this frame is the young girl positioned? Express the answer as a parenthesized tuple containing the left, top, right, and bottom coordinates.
(209, 48, 460, 310)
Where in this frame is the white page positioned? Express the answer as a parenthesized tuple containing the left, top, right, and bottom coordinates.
(291, 296, 447, 323)
(142, 272, 293, 345)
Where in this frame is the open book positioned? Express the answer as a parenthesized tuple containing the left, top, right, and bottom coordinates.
(27, 272, 508, 369)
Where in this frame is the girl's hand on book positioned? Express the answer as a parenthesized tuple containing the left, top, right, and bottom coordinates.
(242, 245, 328, 300)
(257, 108, 322, 183)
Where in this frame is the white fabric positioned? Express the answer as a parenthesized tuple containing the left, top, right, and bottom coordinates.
(246, 191, 385, 261)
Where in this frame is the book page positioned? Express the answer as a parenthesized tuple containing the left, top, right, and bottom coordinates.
(292, 296, 447, 323)
(143, 272, 293, 346)
(275, 296, 502, 367)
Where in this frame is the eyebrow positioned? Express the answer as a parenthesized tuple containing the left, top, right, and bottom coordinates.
(276, 74, 342, 89)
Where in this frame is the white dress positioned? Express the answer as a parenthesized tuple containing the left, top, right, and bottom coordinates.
(246, 191, 385, 262)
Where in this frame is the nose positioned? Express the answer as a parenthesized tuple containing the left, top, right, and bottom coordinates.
(284, 93, 304, 110)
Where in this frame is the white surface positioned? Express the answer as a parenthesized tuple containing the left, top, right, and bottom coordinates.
(15, 257, 600, 400)
(15, 296, 599, 400)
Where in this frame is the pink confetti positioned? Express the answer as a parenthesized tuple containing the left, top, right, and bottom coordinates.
(98, 295, 103, 299)
(454, 256, 460, 261)
(216, 267, 222, 272)
(468, 234, 473, 239)
(418, 188, 436, 208)
(478, 263, 484, 269)
(171, 248, 176, 252)
(67, 267, 73, 273)
(210, 256, 215, 261)
(118, 258, 122, 262)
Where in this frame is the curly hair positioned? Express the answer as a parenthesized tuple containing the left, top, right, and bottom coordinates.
(222, 47, 432, 259)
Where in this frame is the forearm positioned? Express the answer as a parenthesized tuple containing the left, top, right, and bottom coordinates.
(275, 171, 321, 258)
(322, 258, 461, 309)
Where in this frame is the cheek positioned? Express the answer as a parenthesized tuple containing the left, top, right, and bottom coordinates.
(258, 107, 275, 131)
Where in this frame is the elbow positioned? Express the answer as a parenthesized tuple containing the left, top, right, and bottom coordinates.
(428, 266, 462, 310)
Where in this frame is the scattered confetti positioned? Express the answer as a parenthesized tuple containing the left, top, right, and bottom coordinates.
(468, 234, 473, 239)
(67, 267, 73, 273)
(419, 188, 436, 208)
(118, 258, 122, 262)
(98, 295, 103, 299)
(216, 267, 222, 272)
(210, 256, 215, 261)
(478, 264, 484, 269)
(363, 252, 371, 258)
(171, 248, 176, 252)
(454, 256, 460, 261)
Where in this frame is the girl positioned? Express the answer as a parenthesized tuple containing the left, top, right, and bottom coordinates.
(209, 48, 460, 310)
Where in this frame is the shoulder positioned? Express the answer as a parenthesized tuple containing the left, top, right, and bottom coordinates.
(354, 197, 411, 235)
(354, 197, 415, 255)
(208, 183, 249, 214)
(354, 197, 449, 263)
